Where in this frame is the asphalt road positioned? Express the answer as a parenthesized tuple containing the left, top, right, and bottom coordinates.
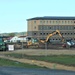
(0, 67, 75, 75)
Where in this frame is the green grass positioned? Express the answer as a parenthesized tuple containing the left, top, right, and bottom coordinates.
(5, 53, 75, 66)
(0, 58, 43, 68)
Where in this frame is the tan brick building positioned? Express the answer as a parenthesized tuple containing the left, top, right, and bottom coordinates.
(27, 16, 75, 42)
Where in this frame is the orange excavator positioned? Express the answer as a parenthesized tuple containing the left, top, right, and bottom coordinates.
(27, 30, 64, 47)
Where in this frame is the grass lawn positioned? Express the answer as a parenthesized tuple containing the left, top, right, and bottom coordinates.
(0, 58, 44, 68)
(5, 53, 75, 66)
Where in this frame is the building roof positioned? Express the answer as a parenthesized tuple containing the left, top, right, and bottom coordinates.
(27, 16, 75, 20)
(19, 36, 26, 38)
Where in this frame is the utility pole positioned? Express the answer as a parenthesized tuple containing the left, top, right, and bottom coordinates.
(22, 32, 24, 49)
(45, 42, 47, 56)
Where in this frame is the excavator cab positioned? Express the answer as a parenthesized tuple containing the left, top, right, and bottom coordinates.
(27, 38, 39, 46)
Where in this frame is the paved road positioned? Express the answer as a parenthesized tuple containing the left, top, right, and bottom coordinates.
(0, 67, 75, 75)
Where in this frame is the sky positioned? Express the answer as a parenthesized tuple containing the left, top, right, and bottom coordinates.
(0, 0, 75, 33)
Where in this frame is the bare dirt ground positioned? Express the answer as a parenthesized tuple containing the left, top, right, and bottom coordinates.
(1, 49, 75, 55)
(4, 49, 75, 55)
(0, 49, 75, 71)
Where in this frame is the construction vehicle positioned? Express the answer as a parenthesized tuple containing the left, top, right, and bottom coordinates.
(0, 37, 7, 51)
(39, 30, 64, 43)
(27, 30, 64, 47)
(26, 38, 39, 48)
(27, 30, 75, 49)
(62, 39, 75, 48)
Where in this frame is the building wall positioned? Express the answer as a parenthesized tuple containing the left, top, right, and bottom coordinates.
(27, 19, 75, 42)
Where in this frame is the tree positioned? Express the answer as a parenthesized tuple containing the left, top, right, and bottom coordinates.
(8, 33, 15, 37)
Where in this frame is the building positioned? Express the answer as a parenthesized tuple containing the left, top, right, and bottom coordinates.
(27, 16, 75, 42)
(9, 36, 19, 42)
(8, 36, 27, 43)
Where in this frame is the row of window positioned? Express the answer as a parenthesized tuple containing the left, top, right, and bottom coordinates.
(39, 38, 75, 40)
(34, 20, 75, 24)
(49, 38, 75, 40)
(39, 25, 75, 30)
(34, 33, 75, 35)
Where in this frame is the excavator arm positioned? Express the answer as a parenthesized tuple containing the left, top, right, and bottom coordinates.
(40, 30, 64, 43)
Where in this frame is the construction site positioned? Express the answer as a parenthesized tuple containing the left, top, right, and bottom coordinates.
(0, 30, 75, 51)
(1, 1, 75, 74)
(1, 17, 75, 51)
(0, 17, 75, 72)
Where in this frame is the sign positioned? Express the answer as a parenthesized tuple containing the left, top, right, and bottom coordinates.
(8, 45, 14, 51)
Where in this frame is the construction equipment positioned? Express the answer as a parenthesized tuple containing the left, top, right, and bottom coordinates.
(27, 30, 64, 47)
(39, 30, 64, 43)
(27, 38, 39, 47)
(27, 30, 75, 49)
(62, 39, 75, 48)
(0, 37, 7, 51)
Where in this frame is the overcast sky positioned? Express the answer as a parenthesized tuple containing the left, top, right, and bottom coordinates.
(0, 0, 75, 33)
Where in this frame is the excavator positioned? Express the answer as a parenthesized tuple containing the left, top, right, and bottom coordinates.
(39, 30, 64, 43)
(27, 38, 39, 46)
(27, 30, 64, 47)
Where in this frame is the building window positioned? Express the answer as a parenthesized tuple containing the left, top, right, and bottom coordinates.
(34, 21, 36, 23)
(50, 21, 51, 23)
(65, 33, 67, 35)
(46, 33, 48, 35)
(40, 21, 42, 24)
(71, 33, 72, 35)
(43, 33, 45, 35)
(47, 21, 48, 23)
(74, 21, 75, 23)
(74, 27, 75, 29)
(49, 27, 51, 29)
(34, 33, 36, 35)
(68, 33, 69, 35)
(67, 26, 71, 30)
(65, 21, 66, 23)
(71, 21, 73, 23)
(55, 21, 57, 23)
(53, 21, 54, 23)
(40, 33, 42, 35)
(62, 21, 63, 23)
(47, 26, 49, 30)
(34, 26, 36, 29)
(68, 21, 69, 23)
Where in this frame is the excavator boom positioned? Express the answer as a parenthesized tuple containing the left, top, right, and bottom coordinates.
(40, 30, 64, 43)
